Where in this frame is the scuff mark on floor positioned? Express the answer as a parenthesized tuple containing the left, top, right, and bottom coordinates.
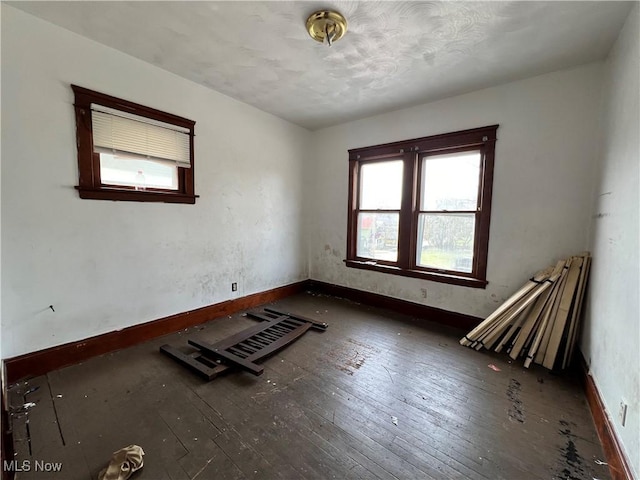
(557, 420, 585, 480)
(506, 379, 525, 423)
(325, 337, 378, 375)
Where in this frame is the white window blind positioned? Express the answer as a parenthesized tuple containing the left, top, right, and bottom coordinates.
(91, 104, 191, 168)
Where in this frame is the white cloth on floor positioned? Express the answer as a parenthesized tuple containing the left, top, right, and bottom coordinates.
(98, 445, 145, 480)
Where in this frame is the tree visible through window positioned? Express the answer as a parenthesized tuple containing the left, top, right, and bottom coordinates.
(346, 126, 498, 288)
(357, 160, 403, 262)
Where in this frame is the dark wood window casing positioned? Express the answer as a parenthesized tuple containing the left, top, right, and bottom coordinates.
(72, 85, 197, 204)
(346, 125, 498, 288)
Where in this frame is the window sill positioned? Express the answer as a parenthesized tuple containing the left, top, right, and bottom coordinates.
(344, 259, 488, 289)
(76, 187, 197, 204)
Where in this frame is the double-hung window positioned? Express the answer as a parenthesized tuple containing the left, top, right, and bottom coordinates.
(346, 125, 498, 288)
(72, 85, 197, 204)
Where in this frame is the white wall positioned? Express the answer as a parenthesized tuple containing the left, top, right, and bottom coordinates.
(582, 5, 639, 477)
(307, 63, 603, 319)
(1, 5, 310, 359)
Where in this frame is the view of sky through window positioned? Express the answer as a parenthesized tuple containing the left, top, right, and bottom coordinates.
(360, 160, 403, 209)
(421, 152, 480, 211)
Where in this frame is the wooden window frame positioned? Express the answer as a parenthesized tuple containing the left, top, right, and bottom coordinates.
(346, 125, 498, 289)
(72, 85, 197, 204)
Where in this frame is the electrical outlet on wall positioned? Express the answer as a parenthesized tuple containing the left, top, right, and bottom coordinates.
(232, 282, 238, 292)
(420, 288, 428, 299)
(619, 399, 628, 427)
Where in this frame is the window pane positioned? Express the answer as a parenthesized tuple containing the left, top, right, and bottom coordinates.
(357, 212, 399, 262)
(100, 153, 178, 190)
(421, 152, 480, 211)
(360, 160, 403, 209)
(417, 213, 475, 272)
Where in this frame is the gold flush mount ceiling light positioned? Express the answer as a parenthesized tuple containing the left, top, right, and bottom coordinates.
(306, 10, 348, 46)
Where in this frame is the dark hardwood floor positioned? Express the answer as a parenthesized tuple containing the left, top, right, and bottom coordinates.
(7, 292, 610, 479)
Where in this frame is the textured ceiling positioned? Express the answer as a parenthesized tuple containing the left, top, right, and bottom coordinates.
(10, 1, 633, 130)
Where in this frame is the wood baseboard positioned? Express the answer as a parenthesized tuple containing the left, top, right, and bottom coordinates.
(580, 355, 634, 480)
(4, 278, 483, 384)
(4, 281, 307, 384)
(308, 279, 482, 332)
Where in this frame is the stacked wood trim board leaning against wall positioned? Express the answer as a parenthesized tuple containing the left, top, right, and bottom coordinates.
(460, 252, 592, 371)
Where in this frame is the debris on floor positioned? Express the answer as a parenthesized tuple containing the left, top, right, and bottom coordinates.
(10, 402, 36, 413)
(460, 252, 591, 370)
(98, 444, 144, 480)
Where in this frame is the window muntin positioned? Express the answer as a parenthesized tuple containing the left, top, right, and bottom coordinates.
(72, 85, 197, 204)
(346, 125, 498, 288)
